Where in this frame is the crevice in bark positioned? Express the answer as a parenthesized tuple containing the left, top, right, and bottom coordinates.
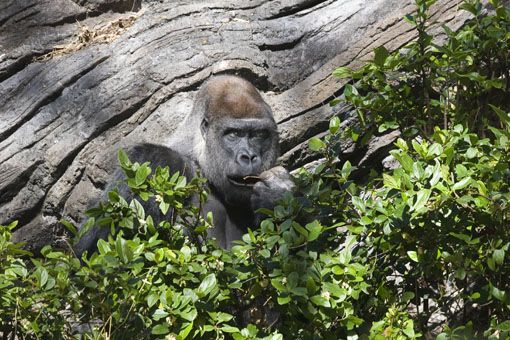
(13, 9, 40, 24)
(69, 0, 142, 14)
(0, 55, 109, 142)
(277, 93, 341, 125)
(258, 35, 304, 52)
(88, 94, 153, 142)
(0, 160, 43, 206)
(10, 197, 45, 229)
(0, 53, 47, 84)
(34, 12, 91, 28)
(266, 0, 329, 19)
(4, 136, 90, 229)
(92, 0, 142, 14)
(0, 2, 37, 27)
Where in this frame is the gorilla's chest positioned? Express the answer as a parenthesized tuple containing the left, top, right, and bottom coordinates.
(203, 192, 255, 248)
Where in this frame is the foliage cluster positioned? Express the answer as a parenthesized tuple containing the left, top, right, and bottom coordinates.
(333, 0, 509, 140)
(1, 0, 509, 338)
(0, 150, 370, 338)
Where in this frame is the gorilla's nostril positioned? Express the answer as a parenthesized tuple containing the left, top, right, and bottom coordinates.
(240, 154, 251, 163)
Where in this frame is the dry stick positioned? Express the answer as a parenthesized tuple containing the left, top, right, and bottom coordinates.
(243, 175, 260, 185)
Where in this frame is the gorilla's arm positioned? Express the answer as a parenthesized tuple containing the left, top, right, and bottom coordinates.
(73, 143, 194, 257)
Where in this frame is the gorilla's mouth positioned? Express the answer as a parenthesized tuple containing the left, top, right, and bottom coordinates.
(228, 175, 260, 187)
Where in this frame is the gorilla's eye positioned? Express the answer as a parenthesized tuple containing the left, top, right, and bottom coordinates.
(225, 130, 242, 140)
(252, 130, 269, 139)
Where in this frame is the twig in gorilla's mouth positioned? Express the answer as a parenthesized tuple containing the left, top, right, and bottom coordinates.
(243, 175, 261, 185)
(228, 175, 260, 187)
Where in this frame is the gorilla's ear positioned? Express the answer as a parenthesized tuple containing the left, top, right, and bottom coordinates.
(200, 118, 209, 137)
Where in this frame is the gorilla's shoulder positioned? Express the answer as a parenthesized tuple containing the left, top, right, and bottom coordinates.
(123, 143, 196, 178)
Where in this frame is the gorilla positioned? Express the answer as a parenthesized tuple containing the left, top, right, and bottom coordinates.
(74, 75, 294, 255)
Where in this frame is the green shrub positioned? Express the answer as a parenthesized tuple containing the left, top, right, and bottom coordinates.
(333, 0, 510, 140)
(304, 114, 510, 338)
(356, 124, 510, 336)
(0, 151, 370, 339)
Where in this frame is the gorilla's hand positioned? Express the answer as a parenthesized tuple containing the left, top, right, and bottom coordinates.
(251, 166, 295, 212)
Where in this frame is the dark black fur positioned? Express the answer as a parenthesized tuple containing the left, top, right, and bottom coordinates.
(73, 145, 194, 256)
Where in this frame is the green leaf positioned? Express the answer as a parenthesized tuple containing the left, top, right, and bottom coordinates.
(455, 164, 469, 178)
(221, 325, 240, 333)
(332, 66, 353, 78)
(310, 295, 331, 308)
(152, 309, 169, 321)
(197, 274, 217, 297)
(488, 257, 496, 271)
(493, 249, 505, 265)
(490, 104, 510, 125)
(459, 3, 479, 15)
(135, 164, 151, 186)
(403, 14, 416, 25)
(39, 268, 48, 287)
(159, 201, 170, 215)
(179, 322, 193, 338)
(131, 199, 145, 220)
(305, 220, 322, 241)
(373, 46, 389, 67)
(271, 278, 285, 292)
(118, 149, 130, 168)
(454, 268, 466, 280)
(181, 309, 197, 322)
(383, 173, 400, 189)
(466, 147, 477, 159)
(291, 287, 308, 297)
(449, 232, 479, 245)
(147, 293, 158, 308)
(429, 161, 441, 187)
(452, 176, 471, 191)
(97, 239, 110, 255)
(411, 189, 431, 212)
(427, 143, 443, 157)
(330, 98, 341, 106)
(341, 160, 352, 179)
(287, 272, 299, 290)
(403, 320, 416, 338)
(407, 251, 419, 262)
(151, 324, 169, 335)
(116, 236, 127, 263)
(391, 151, 414, 173)
(323, 282, 347, 300)
(175, 175, 187, 189)
(292, 223, 308, 238)
(259, 249, 271, 258)
(329, 116, 341, 134)
(402, 291, 415, 303)
(213, 312, 233, 323)
(309, 137, 326, 151)
(491, 285, 506, 301)
(495, 321, 510, 331)
(60, 219, 77, 235)
(277, 295, 291, 305)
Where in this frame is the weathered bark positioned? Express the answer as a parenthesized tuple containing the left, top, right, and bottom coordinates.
(0, 0, 473, 251)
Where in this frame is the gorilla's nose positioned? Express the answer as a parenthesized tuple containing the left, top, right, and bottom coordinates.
(237, 150, 260, 171)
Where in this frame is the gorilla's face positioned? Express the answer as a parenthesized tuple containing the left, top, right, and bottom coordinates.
(201, 117, 279, 207)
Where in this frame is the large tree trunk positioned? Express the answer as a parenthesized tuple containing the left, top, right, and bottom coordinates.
(0, 0, 472, 251)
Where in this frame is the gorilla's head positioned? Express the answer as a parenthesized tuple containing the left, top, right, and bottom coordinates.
(194, 75, 279, 207)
